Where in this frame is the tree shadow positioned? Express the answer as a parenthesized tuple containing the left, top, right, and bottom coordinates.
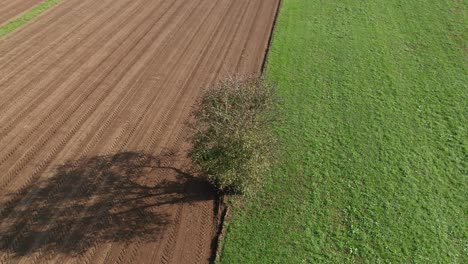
(0, 151, 214, 258)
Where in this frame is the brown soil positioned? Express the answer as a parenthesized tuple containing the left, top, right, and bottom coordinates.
(0, 0, 280, 263)
(0, 0, 45, 26)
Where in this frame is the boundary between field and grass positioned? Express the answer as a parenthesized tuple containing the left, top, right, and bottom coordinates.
(0, 0, 60, 39)
(260, 0, 283, 75)
(210, 1, 284, 262)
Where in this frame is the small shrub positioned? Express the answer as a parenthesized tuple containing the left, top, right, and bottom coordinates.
(189, 76, 278, 195)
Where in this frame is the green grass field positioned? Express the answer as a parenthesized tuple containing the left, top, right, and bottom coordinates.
(220, 0, 467, 262)
(0, 0, 59, 39)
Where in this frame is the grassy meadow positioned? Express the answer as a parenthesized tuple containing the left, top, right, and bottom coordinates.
(220, 0, 467, 262)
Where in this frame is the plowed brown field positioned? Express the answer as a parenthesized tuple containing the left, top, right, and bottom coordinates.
(0, 0, 280, 263)
(0, 0, 44, 25)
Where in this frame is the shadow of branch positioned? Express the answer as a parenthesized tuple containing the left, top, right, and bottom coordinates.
(0, 151, 214, 258)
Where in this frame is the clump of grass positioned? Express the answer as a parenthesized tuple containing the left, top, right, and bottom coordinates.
(0, 0, 60, 39)
(189, 76, 278, 195)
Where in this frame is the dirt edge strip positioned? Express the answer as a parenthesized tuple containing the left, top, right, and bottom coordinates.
(261, 0, 284, 75)
(210, 0, 284, 263)
(0, 0, 60, 39)
(210, 195, 228, 263)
